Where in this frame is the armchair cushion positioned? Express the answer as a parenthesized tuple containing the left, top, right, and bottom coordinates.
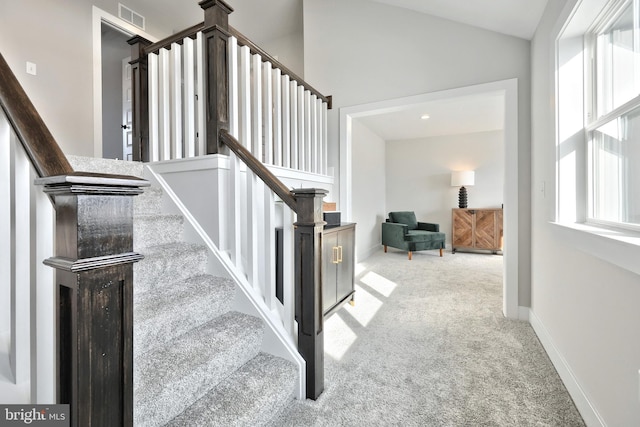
(405, 230, 442, 242)
(388, 211, 417, 230)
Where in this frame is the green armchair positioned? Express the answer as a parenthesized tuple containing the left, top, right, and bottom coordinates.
(382, 211, 445, 260)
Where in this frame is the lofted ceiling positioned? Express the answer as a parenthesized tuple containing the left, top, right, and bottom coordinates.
(354, 0, 548, 141)
(143, 0, 548, 41)
(366, 0, 549, 40)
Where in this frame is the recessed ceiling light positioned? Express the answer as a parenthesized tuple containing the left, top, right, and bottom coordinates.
(420, 114, 430, 120)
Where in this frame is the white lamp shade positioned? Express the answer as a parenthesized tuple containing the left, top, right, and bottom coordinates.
(451, 171, 475, 187)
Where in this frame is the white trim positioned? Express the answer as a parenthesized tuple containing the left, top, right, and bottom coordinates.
(339, 79, 520, 319)
(266, 163, 333, 185)
(529, 309, 606, 427)
(550, 222, 640, 275)
(150, 154, 230, 173)
(92, 6, 158, 158)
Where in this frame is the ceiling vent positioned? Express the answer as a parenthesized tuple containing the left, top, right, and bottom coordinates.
(119, 4, 145, 30)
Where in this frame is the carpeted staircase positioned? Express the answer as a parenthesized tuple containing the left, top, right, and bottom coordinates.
(67, 156, 297, 426)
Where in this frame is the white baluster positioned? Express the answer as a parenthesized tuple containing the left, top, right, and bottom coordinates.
(304, 90, 312, 172)
(228, 36, 241, 264)
(290, 80, 298, 170)
(0, 111, 11, 351)
(255, 180, 267, 298)
(272, 68, 282, 167)
(282, 75, 291, 169)
(196, 32, 206, 156)
(183, 37, 196, 158)
(239, 46, 251, 151)
(263, 188, 276, 309)
(33, 175, 55, 403)
(148, 53, 159, 162)
(10, 131, 31, 384)
(246, 169, 260, 291)
(311, 95, 322, 173)
(170, 43, 183, 159)
(239, 46, 257, 280)
(282, 208, 295, 336)
(297, 86, 305, 171)
(322, 102, 328, 175)
(315, 97, 322, 174)
(263, 62, 273, 166)
(158, 48, 171, 160)
(228, 37, 239, 139)
(252, 54, 262, 161)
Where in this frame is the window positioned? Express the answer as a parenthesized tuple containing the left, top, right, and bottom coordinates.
(588, 106, 640, 225)
(585, 0, 640, 229)
(593, 2, 640, 116)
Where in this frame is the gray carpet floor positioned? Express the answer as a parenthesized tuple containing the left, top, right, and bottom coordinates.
(269, 249, 585, 427)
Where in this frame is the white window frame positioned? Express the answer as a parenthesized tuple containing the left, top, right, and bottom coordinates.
(554, 0, 640, 276)
(585, 0, 640, 232)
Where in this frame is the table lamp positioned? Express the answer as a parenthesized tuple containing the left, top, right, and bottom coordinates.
(451, 171, 475, 208)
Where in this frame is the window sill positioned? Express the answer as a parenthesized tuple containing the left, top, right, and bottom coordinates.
(550, 222, 640, 276)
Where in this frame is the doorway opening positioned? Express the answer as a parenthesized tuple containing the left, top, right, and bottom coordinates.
(340, 79, 521, 319)
(101, 23, 131, 160)
(92, 7, 157, 159)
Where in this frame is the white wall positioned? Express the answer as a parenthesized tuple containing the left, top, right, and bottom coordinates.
(303, 0, 531, 305)
(351, 120, 386, 260)
(260, 32, 305, 78)
(531, 1, 640, 425)
(385, 131, 504, 246)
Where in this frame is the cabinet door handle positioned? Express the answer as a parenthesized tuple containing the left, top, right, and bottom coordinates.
(338, 245, 343, 263)
(333, 247, 339, 264)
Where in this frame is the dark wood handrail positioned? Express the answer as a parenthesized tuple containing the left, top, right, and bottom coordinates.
(229, 26, 331, 108)
(0, 53, 73, 177)
(220, 129, 298, 212)
(144, 22, 205, 56)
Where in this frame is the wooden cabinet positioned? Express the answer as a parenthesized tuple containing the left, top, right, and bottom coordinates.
(452, 208, 503, 254)
(322, 223, 355, 316)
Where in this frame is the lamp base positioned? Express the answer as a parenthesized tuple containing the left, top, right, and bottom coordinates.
(458, 186, 468, 209)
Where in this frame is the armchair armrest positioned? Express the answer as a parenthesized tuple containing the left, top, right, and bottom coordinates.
(417, 222, 439, 232)
(382, 222, 408, 248)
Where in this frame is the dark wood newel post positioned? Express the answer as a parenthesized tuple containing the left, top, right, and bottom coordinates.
(200, 0, 232, 155)
(36, 172, 149, 427)
(129, 36, 152, 162)
(292, 188, 327, 400)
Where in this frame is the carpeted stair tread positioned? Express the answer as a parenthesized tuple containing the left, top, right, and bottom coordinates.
(134, 186, 164, 215)
(133, 213, 184, 250)
(134, 242, 208, 294)
(166, 352, 297, 427)
(134, 274, 236, 357)
(134, 312, 265, 427)
(67, 157, 297, 425)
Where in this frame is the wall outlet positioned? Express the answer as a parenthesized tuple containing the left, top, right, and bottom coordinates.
(26, 61, 37, 76)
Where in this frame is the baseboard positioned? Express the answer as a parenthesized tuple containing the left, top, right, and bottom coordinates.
(528, 309, 606, 427)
